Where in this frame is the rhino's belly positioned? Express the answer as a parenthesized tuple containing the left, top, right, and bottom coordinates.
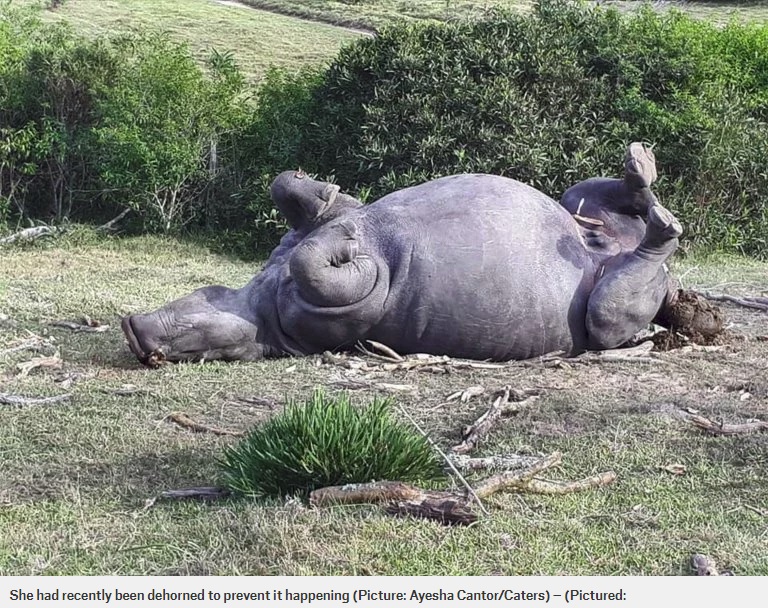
(370, 237, 592, 360)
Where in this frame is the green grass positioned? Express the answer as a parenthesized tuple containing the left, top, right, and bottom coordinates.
(15, 0, 362, 81)
(1, 232, 767, 575)
(239, 0, 768, 30)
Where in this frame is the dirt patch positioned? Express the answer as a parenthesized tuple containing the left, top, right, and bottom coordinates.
(655, 289, 726, 348)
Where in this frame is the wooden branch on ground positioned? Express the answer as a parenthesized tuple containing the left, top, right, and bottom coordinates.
(50, 318, 110, 333)
(309, 481, 424, 507)
(452, 388, 511, 454)
(310, 451, 615, 526)
(328, 379, 417, 393)
(700, 292, 768, 312)
(384, 498, 478, 526)
(0, 393, 71, 407)
(166, 412, 245, 437)
(523, 472, 617, 494)
(474, 452, 563, 498)
(452, 388, 539, 454)
(687, 413, 768, 436)
(398, 404, 489, 515)
(449, 453, 542, 472)
(0, 226, 58, 245)
(16, 355, 62, 377)
(321, 350, 507, 373)
(96, 208, 130, 232)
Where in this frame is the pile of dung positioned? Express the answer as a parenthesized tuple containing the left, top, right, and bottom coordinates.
(653, 290, 726, 349)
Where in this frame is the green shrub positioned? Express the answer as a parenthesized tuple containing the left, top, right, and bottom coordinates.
(291, 0, 768, 255)
(219, 390, 443, 498)
(0, 2, 253, 234)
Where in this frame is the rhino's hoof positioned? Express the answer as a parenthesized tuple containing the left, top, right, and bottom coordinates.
(648, 204, 683, 239)
(624, 142, 657, 189)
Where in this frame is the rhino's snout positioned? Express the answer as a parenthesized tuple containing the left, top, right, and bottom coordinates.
(122, 314, 163, 367)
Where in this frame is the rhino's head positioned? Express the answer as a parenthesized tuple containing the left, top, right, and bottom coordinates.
(122, 171, 363, 367)
(121, 285, 267, 366)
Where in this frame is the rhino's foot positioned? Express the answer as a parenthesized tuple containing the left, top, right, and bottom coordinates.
(624, 142, 657, 190)
(647, 204, 682, 240)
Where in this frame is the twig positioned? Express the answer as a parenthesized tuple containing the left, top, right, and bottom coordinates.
(365, 340, 405, 362)
(398, 404, 489, 515)
(474, 452, 562, 499)
(522, 472, 617, 494)
(449, 453, 541, 472)
(384, 498, 477, 526)
(328, 379, 416, 392)
(96, 208, 130, 232)
(452, 388, 511, 454)
(700, 292, 768, 312)
(687, 413, 768, 436)
(0, 226, 58, 245)
(0, 393, 71, 407)
(50, 319, 110, 333)
(446, 386, 485, 402)
(166, 412, 245, 437)
(16, 355, 63, 377)
(309, 481, 423, 506)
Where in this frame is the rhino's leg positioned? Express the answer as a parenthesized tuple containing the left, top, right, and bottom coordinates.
(586, 204, 682, 350)
(289, 220, 378, 307)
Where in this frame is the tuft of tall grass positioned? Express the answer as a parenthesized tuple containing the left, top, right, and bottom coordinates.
(219, 389, 443, 498)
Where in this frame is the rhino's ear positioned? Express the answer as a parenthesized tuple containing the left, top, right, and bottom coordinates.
(270, 170, 343, 231)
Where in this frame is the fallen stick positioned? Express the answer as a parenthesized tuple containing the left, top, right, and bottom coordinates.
(398, 404, 489, 515)
(309, 481, 424, 507)
(688, 413, 768, 436)
(449, 453, 542, 472)
(384, 498, 478, 526)
(474, 452, 562, 499)
(701, 292, 768, 312)
(0, 393, 71, 407)
(452, 389, 539, 455)
(311, 452, 615, 525)
(0, 226, 58, 245)
(166, 412, 245, 437)
(523, 472, 617, 495)
(452, 389, 511, 454)
(16, 355, 63, 377)
(50, 320, 110, 333)
(96, 208, 130, 232)
(364, 340, 405, 362)
(328, 379, 416, 393)
(446, 386, 485, 402)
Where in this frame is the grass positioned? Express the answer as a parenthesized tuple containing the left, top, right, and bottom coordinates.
(1, 231, 767, 575)
(239, 0, 768, 30)
(14, 0, 362, 82)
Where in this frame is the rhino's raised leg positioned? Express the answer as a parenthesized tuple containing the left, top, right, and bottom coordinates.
(289, 220, 379, 307)
(586, 204, 682, 350)
(270, 170, 362, 232)
(561, 142, 659, 219)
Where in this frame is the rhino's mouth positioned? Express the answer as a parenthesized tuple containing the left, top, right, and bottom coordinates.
(121, 315, 163, 367)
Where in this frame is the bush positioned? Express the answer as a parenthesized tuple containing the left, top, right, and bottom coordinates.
(292, 0, 768, 255)
(219, 390, 442, 498)
(0, 2, 252, 233)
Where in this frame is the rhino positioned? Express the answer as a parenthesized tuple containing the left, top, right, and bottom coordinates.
(122, 144, 690, 366)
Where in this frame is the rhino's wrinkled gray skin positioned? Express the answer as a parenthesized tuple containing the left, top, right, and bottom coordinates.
(122, 148, 682, 366)
(560, 143, 659, 252)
